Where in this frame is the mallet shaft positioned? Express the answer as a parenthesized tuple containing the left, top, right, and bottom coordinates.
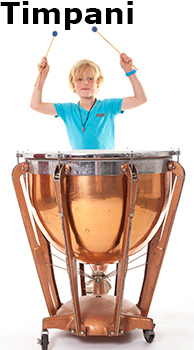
(45, 35, 55, 57)
(97, 31, 121, 54)
(96, 29, 138, 71)
(34, 35, 56, 87)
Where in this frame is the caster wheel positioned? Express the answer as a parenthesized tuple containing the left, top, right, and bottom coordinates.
(41, 330, 49, 350)
(143, 329, 155, 343)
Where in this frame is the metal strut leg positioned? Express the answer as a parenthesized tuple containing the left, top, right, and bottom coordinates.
(137, 161, 185, 317)
(12, 162, 61, 316)
(53, 164, 86, 336)
(109, 163, 139, 336)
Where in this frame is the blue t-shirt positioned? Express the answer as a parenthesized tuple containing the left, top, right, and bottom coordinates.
(54, 98, 124, 149)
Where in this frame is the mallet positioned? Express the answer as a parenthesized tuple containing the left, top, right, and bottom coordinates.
(34, 31, 58, 87)
(92, 27, 138, 71)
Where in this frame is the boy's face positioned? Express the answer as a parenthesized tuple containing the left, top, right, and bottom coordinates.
(74, 70, 98, 98)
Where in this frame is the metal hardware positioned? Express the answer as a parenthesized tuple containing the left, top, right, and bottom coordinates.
(18, 150, 179, 175)
(177, 148, 180, 163)
(58, 151, 61, 167)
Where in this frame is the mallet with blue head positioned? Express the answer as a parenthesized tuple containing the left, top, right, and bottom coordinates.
(92, 27, 137, 70)
(34, 31, 58, 87)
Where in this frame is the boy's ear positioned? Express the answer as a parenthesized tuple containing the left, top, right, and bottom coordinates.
(96, 83, 100, 93)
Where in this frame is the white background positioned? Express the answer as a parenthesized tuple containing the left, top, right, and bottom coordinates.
(0, 0, 194, 349)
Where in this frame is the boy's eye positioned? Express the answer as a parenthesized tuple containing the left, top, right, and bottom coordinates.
(77, 78, 82, 81)
(89, 77, 94, 81)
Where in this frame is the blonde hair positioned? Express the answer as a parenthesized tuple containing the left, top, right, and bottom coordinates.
(69, 59, 104, 92)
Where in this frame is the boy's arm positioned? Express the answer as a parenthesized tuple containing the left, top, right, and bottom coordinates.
(30, 57, 57, 116)
(120, 53, 147, 111)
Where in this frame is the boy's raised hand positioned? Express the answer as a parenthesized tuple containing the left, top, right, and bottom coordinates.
(31, 56, 56, 115)
(120, 53, 133, 73)
(37, 57, 50, 82)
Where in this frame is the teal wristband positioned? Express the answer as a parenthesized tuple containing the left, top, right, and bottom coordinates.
(126, 69, 136, 77)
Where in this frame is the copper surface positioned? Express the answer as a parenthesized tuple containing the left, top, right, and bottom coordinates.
(43, 295, 154, 336)
(28, 171, 170, 264)
(12, 157, 185, 343)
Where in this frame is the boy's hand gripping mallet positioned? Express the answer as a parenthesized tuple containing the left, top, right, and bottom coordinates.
(92, 27, 138, 71)
(34, 31, 58, 87)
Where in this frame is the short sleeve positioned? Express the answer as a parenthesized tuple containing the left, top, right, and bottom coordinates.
(53, 103, 66, 120)
(103, 98, 124, 117)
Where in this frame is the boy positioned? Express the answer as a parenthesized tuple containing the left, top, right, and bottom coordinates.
(30, 53, 147, 293)
(30, 53, 147, 150)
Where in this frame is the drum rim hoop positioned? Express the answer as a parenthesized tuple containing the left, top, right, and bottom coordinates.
(18, 149, 179, 161)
